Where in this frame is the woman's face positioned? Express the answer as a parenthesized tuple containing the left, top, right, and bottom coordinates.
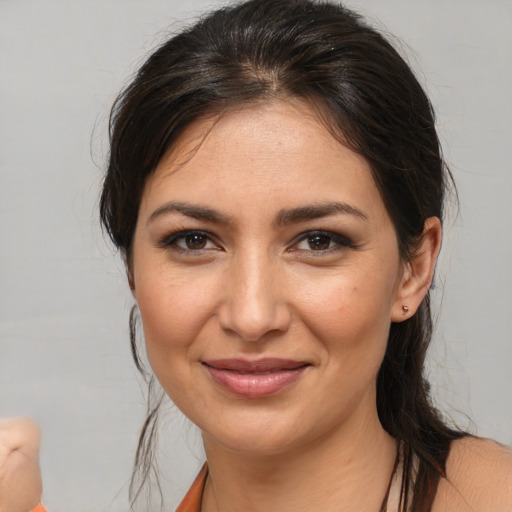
(131, 100, 408, 455)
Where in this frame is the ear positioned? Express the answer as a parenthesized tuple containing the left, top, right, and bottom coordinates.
(391, 217, 442, 322)
(127, 269, 136, 296)
(123, 250, 137, 297)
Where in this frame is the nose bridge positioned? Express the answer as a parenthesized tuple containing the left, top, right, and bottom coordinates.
(218, 246, 290, 341)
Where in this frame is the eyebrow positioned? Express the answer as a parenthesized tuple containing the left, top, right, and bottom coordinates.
(147, 200, 368, 227)
(275, 201, 368, 226)
(147, 201, 231, 226)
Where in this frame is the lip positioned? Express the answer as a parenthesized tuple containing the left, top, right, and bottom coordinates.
(202, 358, 310, 398)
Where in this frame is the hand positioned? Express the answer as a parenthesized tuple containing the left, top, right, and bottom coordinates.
(0, 418, 42, 512)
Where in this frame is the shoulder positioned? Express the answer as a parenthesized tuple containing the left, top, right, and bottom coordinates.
(433, 436, 512, 512)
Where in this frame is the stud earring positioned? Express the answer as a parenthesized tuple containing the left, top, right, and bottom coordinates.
(402, 305, 409, 314)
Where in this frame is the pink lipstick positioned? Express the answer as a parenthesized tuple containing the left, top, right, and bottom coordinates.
(202, 358, 309, 398)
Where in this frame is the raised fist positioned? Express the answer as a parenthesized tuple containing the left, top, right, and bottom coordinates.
(0, 418, 42, 512)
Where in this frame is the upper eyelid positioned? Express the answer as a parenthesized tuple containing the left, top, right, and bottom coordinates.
(285, 231, 356, 256)
(157, 229, 219, 249)
(292, 230, 353, 244)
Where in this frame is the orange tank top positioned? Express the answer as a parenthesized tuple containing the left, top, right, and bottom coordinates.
(176, 465, 208, 512)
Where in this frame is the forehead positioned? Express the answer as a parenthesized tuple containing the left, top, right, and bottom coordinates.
(139, 100, 385, 221)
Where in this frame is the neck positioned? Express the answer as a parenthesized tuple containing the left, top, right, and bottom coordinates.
(201, 403, 397, 512)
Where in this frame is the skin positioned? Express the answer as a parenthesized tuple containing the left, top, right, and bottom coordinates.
(130, 100, 511, 511)
(0, 417, 42, 512)
(433, 437, 512, 512)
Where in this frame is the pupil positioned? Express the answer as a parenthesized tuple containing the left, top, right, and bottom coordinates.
(309, 235, 330, 250)
(186, 234, 206, 249)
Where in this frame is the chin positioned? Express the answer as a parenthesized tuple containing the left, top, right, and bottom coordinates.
(199, 408, 309, 456)
(205, 430, 301, 457)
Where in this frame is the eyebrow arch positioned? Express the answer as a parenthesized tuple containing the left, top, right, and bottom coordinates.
(275, 201, 368, 226)
(147, 201, 231, 226)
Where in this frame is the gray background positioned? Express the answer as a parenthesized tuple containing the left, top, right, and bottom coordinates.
(0, 0, 510, 511)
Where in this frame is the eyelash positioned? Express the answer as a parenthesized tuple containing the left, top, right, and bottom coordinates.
(291, 230, 355, 254)
(156, 229, 355, 255)
(157, 230, 220, 254)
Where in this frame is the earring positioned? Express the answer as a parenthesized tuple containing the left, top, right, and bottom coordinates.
(402, 305, 409, 314)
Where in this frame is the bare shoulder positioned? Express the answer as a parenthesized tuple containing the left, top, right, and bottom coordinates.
(433, 436, 512, 512)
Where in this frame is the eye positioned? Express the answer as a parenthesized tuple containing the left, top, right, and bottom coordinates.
(293, 230, 353, 253)
(300, 233, 333, 251)
(157, 230, 219, 253)
(179, 232, 210, 250)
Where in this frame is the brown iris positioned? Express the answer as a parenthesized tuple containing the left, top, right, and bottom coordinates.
(185, 233, 208, 250)
(307, 234, 331, 250)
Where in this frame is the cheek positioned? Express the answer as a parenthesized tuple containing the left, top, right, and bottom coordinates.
(294, 266, 396, 354)
(135, 273, 216, 412)
(135, 267, 218, 365)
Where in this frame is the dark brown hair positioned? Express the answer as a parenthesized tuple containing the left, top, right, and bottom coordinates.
(100, 0, 464, 509)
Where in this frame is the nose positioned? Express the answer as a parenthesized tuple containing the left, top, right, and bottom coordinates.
(217, 252, 292, 342)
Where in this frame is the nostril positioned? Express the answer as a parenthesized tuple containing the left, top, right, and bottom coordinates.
(217, 300, 292, 342)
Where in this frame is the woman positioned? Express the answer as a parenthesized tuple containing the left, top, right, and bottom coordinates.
(99, 0, 512, 510)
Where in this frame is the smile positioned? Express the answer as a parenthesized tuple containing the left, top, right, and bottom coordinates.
(202, 358, 310, 398)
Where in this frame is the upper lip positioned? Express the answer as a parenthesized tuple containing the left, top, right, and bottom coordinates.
(202, 358, 310, 373)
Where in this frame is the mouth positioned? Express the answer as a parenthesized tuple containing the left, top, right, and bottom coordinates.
(201, 358, 310, 398)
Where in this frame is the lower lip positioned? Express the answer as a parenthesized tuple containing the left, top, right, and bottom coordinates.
(204, 365, 307, 398)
